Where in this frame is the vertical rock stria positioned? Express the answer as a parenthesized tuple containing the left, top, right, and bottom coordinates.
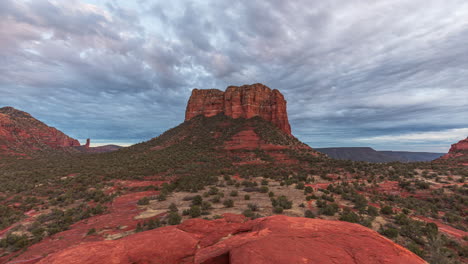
(185, 83, 292, 135)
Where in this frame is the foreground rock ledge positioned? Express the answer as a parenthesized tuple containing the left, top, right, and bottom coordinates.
(36, 215, 426, 264)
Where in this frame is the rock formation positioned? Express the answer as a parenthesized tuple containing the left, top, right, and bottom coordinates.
(36, 214, 426, 264)
(85, 138, 91, 148)
(439, 137, 468, 165)
(185, 83, 291, 135)
(0, 106, 80, 155)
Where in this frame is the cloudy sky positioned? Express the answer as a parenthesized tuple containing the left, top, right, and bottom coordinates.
(1, 0, 467, 152)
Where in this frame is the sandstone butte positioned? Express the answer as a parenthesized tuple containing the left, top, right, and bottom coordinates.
(440, 137, 468, 159)
(36, 214, 426, 264)
(0, 106, 80, 154)
(185, 83, 292, 135)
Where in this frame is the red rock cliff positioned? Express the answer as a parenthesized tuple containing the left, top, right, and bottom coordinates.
(0, 106, 80, 155)
(185, 83, 292, 135)
(440, 137, 468, 163)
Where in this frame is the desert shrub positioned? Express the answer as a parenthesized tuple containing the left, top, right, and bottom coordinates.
(243, 209, 254, 218)
(319, 203, 339, 216)
(169, 203, 178, 212)
(168, 212, 181, 225)
(339, 209, 360, 223)
(248, 203, 259, 211)
(86, 228, 96, 235)
(201, 201, 212, 211)
(223, 199, 234, 208)
(305, 210, 315, 218)
(137, 197, 150, 205)
(296, 182, 305, 190)
(380, 206, 394, 215)
(367, 206, 379, 216)
(271, 196, 292, 209)
(273, 207, 283, 214)
(380, 227, 399, 238)
(189, 206, 201, 218)
(191, 195, 203, 206)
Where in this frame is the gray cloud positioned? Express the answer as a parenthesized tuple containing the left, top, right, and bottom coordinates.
(1, 0, 468, 151)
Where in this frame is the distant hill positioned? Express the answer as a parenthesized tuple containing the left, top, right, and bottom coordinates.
(0, 106, 80, 156)
(380, 151, 445, 162)
(315, 147, 444, 163)
(73, 139, 123, 153)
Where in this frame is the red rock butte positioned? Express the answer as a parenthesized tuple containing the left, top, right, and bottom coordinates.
(36, 215, 426, 264)
(185, 83, 292, 135)
(440, 137, 468, 162)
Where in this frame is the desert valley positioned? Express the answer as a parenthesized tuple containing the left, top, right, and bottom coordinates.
(0, 84, 466, 264)
(2, 1, 468, 264)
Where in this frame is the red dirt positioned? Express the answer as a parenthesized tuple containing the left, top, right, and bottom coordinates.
(412, 216, 468, 241)
(4, 191, 158, 264)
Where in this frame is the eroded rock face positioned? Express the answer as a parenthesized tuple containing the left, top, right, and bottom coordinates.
(0, 107, 80, 155)
(185, 84, 292, 135)
(447, 137, 468, 153)
(440, 137, 468, 164)
(36, 215, 426, 264)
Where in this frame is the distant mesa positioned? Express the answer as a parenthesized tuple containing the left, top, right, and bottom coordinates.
(185, 83, 292, 135)
(316, 147, 445, 163)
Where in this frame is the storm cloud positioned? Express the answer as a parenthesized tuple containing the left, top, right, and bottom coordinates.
(1, 0, 467, 151)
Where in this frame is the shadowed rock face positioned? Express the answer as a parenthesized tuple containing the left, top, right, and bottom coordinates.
(0, 106, 80, 155)
(185, 83, 291, 135)
(37, 214, 426, 264)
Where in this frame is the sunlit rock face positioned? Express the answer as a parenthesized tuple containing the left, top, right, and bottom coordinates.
(185, 83, 292, 135)
(37, 214, 426, 264)
(0, 106, 80, 155)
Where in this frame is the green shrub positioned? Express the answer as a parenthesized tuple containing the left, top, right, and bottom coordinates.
(305, 210, 315, 218)
(273, 207, 283, 214)
(86, 228, 96, 235)
(189, 206, 201, 218)
(137, 197, 150, 205)
(168, 212, 181, 225)
(223, 199, 234, 208)
(380, 206, 394, 215)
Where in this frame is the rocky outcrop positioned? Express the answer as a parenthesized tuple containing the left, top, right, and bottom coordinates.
(446, 137, 468, 154)
(185, 84, 292, 135)
(0, 107, 80, 155)
(36, 214, 426, 264)
(439, 137, 468, 165)
(84, 138, 91, 148)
